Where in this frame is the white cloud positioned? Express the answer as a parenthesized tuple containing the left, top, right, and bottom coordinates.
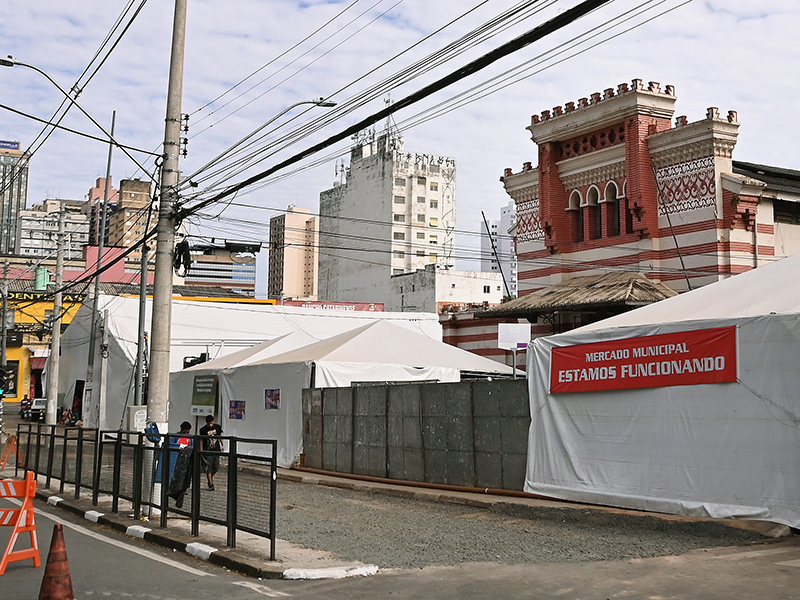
(1, 0, 798, 280)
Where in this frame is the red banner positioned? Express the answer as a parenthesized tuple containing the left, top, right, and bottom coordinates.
(550, 326, 737, 393)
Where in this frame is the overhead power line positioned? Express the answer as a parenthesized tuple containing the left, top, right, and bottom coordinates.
(176, 0, 614, 221)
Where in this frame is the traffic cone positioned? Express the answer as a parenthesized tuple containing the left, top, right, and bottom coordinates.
(38, 524, 75, 600)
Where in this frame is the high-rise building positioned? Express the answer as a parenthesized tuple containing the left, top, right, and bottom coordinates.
(17, 199, 90, 260)
(318, 131, 456, 304)
(480, 200, 517, 298)
(0, 140, 29, 254)
(184, 243, 258, 297)
(86, 177, 119, 247)
(107, 178, 151, 269)
(268, 205, 319, 301)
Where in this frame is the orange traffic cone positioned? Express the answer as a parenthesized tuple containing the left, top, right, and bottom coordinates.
(38, 524, 75, 600)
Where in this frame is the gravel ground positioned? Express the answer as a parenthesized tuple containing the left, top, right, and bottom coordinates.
(275, 480, 767, 569)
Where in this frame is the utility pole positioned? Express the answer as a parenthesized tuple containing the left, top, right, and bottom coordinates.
(46, 203, 64, 424)
(148, 0, 187, 430)
(86, 112, 115, 425)
(0, 260, 7, 433)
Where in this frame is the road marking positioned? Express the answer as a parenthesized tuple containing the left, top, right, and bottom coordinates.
(712, 547, 799, 560)
(775, 559, 800, 567)
(232, 581, 291, 596)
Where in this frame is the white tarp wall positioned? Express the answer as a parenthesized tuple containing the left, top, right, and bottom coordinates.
(57, 295, 441, 430)
(526, 313, 800, 528)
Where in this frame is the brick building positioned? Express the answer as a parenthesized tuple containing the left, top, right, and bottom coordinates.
(443, 78, 800, 366)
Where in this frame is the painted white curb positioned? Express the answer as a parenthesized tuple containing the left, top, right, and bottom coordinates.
(84, 510, 104, 522)
(186, 542, 218, 561)
(47, 496, 63, 506)
(283, 564, 379, 580)
(126, 525, 152, 539)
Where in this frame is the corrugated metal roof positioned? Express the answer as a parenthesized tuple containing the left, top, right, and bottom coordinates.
(478, 271, 677, 318)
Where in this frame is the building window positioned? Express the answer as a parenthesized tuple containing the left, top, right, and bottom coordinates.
(416, 250, 425, 256)
(774, 199, 800, 224)
(393, 214, 406, 222)
(393, 232, 405, 240)
(417, 176, 426, 185)
(394, 195, 406, 204)
(417, 214, 426, 223)
(417, 196, 426, 203)
(416, 232, 425, 239)
(429, 235, 438, 244)
(429, 200, 438, 209)
(429, 181, 438, 192)
(429, 217, 439, 227)
(394, 250, 405, 258)
(483, 285, 490, 293)
(394, 177, 406, 187)
(430, 253, 437, 263)
(430, 164, 440, 174)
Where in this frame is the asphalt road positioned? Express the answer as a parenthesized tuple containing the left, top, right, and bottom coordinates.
(2, 497, 799, 600)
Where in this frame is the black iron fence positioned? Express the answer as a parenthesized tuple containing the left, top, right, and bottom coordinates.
(13, 423, 277, 559)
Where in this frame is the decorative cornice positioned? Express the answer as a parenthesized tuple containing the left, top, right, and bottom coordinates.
(558, 145, 626, 190)
(648, 108, 739, 167)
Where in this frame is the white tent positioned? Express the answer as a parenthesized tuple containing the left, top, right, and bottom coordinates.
(169, 320, 518, 467)
(57, 295, 441, 430)
(525, 254, 800, 527)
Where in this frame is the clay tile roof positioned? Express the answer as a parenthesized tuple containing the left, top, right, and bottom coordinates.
(477, 271, 677, 318)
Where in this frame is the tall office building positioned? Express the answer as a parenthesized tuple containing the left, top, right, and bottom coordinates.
(480, 200, 517, 298)
(17, 199, 90, 260)
(86, 177, 119, 246)
(0, 140, 29, 254)
(268, 205, 319, 301)
(318, 131, 456, 305)
(107, 178, 151, 269)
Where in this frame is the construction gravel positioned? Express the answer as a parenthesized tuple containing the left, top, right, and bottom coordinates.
(275, 480, 766, 570)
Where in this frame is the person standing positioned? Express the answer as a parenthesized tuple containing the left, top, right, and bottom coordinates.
(199, 414, 223, 490)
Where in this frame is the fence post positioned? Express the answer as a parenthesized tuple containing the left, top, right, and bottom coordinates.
(111, 432, 122, 513)
(226, 437, 237, 548)
(33, 423, 42, 477)
(45, 425, 56, 488)
(191, 435, 200, 537)
(269, 440, 277, 561)
(132, 433, 143, 520)
(59, 427, 68, 494)
(160, 436, 169, 528)
(74, 428, 84, 500)
(92, 430, 103, 506)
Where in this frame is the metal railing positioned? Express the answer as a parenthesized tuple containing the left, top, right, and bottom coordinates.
(14, 423, 277, 559)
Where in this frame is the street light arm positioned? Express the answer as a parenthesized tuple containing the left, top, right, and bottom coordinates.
(182, 98, 337, 182)
(1, 56, 158, 182)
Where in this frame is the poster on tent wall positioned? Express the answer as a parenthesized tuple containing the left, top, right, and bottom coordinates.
(264, 389, 280, 410)
(550, 326, 737, 393)
(191, 375, 217, 416)
(229, 400, 246, 419)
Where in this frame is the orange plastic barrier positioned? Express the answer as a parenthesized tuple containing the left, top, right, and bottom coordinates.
(0, 471, 40, 575)
(0, 434, 24, 471)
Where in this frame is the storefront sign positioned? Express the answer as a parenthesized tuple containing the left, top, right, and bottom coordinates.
(550, 326, 737, 393)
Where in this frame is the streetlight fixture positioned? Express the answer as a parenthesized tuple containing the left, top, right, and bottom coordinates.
(184, 97, 338, 182)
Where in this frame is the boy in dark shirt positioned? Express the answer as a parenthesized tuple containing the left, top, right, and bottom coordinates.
(198, 414, 223, 490)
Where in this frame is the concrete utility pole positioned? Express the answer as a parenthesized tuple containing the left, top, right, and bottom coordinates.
(46, 202, 64, 424)
(148, 0, 187, 430)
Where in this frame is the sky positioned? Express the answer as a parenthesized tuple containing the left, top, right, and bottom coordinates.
(1, 0, 798, 294)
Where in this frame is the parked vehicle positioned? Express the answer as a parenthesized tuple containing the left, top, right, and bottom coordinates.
(29, 398, 46, 421)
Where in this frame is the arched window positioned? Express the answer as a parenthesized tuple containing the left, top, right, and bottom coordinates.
(604, 181, 620, 237)
(568, 190, 584, 242)
(586, 186, 601, 239)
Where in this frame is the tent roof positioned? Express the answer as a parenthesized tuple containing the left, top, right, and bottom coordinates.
(573, 253, 800, 333)
(252, 320, 518, 375)
(183, 331, 317, 371)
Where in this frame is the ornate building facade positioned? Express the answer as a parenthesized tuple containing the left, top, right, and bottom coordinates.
(502, 78, 800, 298)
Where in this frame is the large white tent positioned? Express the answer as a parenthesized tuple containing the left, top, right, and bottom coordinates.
(525, 254, 800, 527)
(56, 295, 441, 430)
(170, 320, 518, 467)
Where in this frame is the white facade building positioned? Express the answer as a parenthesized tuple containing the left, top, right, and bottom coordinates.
(318, 131, 456, 305)
(389, 264, 503, 313)
(479, 200, 517, 298)
(17, 199, 90, 260)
